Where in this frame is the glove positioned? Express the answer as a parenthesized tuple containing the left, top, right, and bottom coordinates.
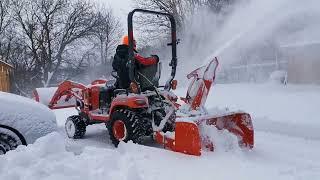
(151, 55, 160, 63)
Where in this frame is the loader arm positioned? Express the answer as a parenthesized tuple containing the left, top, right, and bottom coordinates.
(48, 80, 86, 109)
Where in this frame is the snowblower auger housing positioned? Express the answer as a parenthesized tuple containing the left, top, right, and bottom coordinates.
(34, 9, 254, 156)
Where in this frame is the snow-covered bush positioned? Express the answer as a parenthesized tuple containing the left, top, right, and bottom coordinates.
(269, 70, 287, 84)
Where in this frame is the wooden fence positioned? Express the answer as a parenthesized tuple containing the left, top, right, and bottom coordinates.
(0, 61, 13, 92)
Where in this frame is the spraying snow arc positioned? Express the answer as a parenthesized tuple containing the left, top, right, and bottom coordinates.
(179, 0, 320, 70)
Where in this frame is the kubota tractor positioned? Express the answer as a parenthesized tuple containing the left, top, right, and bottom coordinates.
(34, 9, 254, 156)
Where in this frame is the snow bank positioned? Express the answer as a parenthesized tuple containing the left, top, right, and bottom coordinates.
(0, 133, 145, 180)
(2, 130, 320, 180)
(0, 92, 57, 144)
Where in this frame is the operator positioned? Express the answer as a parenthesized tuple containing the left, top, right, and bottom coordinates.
(112, 35, 159, 89)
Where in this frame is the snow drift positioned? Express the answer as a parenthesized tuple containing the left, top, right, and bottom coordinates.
(1, 129, 319, 180)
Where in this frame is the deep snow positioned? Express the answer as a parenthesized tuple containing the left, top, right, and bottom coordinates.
(1, 130, 320, 180)
(1, 83, 320, 180)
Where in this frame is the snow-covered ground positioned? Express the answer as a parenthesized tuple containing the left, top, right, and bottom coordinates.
(205, 83, 320, 140)
(1, 83, 320, 180)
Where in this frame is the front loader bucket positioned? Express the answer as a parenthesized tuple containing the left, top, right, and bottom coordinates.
(154, 121, 201, 156)
(197, 112, 254, 149)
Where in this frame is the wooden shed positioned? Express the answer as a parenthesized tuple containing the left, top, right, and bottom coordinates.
(0, 60, 13, 92)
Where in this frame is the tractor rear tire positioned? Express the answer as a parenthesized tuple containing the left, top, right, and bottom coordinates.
(65, 115, 86, 139)
(107, 109, 147, 147)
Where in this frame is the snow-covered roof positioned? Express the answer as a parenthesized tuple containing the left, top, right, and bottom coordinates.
(0, 60, 13, 68)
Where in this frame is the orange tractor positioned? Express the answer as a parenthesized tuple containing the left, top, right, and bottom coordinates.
(34, 9, 254, 156)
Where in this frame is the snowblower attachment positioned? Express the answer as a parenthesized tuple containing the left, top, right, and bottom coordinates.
(155, 57, 254, 155)
(183, 57, 219, 110)
(185, 57, 253, 149)
(154, 121, 201, 156)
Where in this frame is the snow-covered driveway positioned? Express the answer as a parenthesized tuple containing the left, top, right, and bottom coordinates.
(1, 83, 319, 180)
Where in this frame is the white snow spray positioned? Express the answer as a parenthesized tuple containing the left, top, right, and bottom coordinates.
(175, 0, 320, 83)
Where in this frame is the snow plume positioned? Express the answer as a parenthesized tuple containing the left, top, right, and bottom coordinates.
(175, 0, 320, 81)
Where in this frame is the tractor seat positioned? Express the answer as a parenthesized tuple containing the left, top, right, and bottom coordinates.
(137, 62, 161, 91)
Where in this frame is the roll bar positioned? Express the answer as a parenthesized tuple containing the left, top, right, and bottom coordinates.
(127, 9, 178, 90)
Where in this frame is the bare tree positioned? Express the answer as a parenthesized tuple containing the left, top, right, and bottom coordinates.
(0, 0, 13, 61)
(64, 6, 124, 81)
(132, 0, 204, 46)
(133, 0, 236, 39)
(0, 0, 123, 94)
(0, 0, 31, 95)
(92, 8, 123, 66)
(134, 0, 199, 29)
(12, 0, 102, 87)
(202, 0, 236, 14)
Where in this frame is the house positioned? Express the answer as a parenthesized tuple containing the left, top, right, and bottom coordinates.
(280, 42, 320, 84)
(0, 59, 13, 92)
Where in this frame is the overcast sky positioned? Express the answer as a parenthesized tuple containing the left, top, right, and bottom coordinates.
(96, 0, 133, 26)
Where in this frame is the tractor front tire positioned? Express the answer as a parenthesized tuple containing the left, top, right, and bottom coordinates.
(107, 109, 146, 147)
(65, 115, 86, 139)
